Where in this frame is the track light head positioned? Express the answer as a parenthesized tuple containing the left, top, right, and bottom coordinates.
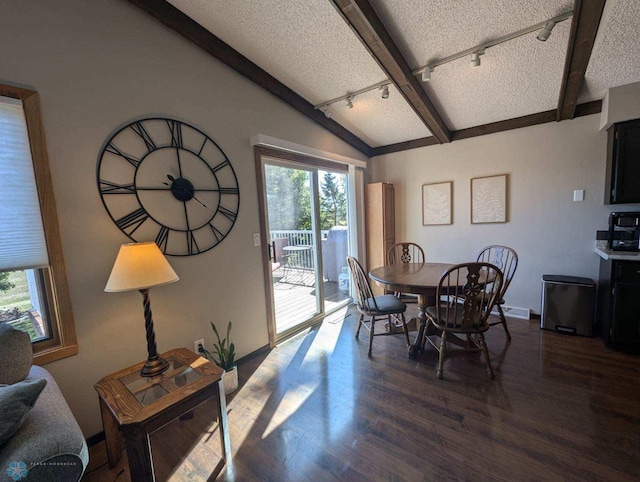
(345, 96, 354, 109)
(322, 108, 332, 119)
(537, 21, 556, 41)
(421, 67, 433, 82)
(380, 84, 389, 99)
(470, 52, 481, 68)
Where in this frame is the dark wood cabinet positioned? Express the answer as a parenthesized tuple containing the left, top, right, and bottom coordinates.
(605, 118, 640, 204)
(598, 259, 640, 353)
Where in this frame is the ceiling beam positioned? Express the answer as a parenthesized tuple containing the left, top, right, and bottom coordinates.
(557, 0, 606, 121)
(332, 0, 451, 144)
(125, 0, 373, 157)
(372, 100, 602, 157)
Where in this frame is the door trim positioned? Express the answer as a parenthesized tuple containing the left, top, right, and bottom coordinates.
(254, 145, 349, 347)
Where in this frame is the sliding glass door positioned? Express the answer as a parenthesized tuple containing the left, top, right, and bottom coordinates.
(317, 169, 351, 314)
(257, 149, 351, 343)
(265, 162, 321, 335)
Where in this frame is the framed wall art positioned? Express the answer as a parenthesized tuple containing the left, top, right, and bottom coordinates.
(422, 181, 452, 225)
(471, 174, 507, 224)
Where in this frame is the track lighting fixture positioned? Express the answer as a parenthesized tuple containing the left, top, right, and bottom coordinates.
(421, 66, 433, 82)
(536, 21, 556, 41)
(313, 80, 391, 113)
(345, 96, 354, 109)
(411, 10, 573, 79)
(322, 108, 332, 119)
(314, 10, 573, 118)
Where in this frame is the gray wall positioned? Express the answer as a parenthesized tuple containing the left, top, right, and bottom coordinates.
(371, 114, 611, 313)
(0, 0, 366, 436)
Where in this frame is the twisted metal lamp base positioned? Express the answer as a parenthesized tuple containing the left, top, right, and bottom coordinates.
(139, 288, 169, 378)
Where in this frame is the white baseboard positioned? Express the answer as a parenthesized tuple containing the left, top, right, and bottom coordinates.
(492, 305, 530, 320)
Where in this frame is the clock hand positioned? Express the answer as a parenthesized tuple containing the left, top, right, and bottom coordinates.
(190, 194, 210, 210)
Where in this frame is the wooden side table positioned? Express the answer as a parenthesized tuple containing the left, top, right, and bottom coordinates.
(94, 348, 230, 482)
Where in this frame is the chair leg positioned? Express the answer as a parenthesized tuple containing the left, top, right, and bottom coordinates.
(368, 316, 375, 357)
(355, 314, 364, 340)
(477, 332, 495, 379)
(497, 304, 511, 341)
(437, 332, 447, 379)
(401, 314, 410, 346)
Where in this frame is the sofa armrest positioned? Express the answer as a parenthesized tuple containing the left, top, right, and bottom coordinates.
(0, 366, 88, 482)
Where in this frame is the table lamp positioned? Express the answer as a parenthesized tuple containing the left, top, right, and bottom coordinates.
(105, 242, 179, 377)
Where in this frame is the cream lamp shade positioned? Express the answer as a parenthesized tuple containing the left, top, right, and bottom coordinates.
(105, 242, 179, 292)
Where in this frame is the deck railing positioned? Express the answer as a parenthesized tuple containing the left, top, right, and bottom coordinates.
(270, 230, 330, 269)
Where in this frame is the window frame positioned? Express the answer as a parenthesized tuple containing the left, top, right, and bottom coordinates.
(0, 83, 78, 364)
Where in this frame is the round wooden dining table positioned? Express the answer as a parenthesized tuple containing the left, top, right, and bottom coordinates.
(369, 262, 466, 358)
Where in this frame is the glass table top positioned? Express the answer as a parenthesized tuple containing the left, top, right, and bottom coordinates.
(118, 356, 204, 406)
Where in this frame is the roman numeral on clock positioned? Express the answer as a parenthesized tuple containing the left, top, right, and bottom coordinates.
(115, 208, 148, 235)
(167, 120, 183, 148)
(187, 230, 200, 255)
(155, 226, 169, 252)
(212, 159, 230, 172)
(209, 223, 225, 242)
(99, 180, 136, 194)
(217, 206, 237, 222)
(218, 187, 239, 195)
(105, 143, 141, 168)
(130, 121, 157, 152)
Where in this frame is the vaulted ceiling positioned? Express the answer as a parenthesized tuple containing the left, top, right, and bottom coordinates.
(127, 0, 639, 157)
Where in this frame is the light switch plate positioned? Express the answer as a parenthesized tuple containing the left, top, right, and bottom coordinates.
(573, 189, 585, 202)
(253, 233, 261, 246)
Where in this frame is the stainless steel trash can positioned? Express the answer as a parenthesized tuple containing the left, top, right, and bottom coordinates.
(541, 275, 596, 336)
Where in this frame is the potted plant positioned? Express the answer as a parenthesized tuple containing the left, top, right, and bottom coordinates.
(202, 321, 237, 394)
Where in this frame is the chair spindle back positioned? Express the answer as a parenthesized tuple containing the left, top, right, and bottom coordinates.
(387, 242, 425, 265)
(434, 263, 503, 331)
(346, 256, 378, 313)
(476, 245, 518, 300)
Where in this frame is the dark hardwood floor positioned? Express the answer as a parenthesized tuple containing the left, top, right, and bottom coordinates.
(84, 305, 640, 481)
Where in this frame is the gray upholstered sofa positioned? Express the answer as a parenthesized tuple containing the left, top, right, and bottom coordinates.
(0, 323, 88, 482)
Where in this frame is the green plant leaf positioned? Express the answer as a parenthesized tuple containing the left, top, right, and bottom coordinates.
(210, 322, 223, 345)
(209, 320, 234, 369)
(228, 343, 235, 364)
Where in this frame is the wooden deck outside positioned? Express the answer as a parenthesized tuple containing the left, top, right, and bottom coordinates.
(272, 265, 350, 334)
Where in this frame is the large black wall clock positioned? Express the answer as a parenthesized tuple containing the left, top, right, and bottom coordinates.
(97, 117, 240, 256)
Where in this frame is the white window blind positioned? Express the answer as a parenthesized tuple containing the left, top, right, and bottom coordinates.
(0, 96, 49, 271)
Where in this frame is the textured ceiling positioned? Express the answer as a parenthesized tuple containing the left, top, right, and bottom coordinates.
(371, 0, 573, 130)
(369, 0, 573, 67)
(163, 0, 639, 150)
(167, 0, 432, 147)
(579, 0, 640, 103)
(322, 84, 431, 145)
(420, 20, 571, 130)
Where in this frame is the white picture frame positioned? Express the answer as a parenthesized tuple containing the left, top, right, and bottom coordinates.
(471, 174, 507, 224)
(422, 181, 452, 226)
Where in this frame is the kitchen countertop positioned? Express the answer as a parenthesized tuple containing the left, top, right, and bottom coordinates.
(595, 240, 640, 261)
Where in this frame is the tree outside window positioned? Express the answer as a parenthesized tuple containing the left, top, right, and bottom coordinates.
(0, 270, 48, 341)
(320, 171, 347, 230)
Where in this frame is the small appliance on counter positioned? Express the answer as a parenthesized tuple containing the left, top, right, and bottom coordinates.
(607, 212, 640, 251)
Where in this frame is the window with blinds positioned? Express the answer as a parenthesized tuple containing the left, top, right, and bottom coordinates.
(0, 96, 51, 342)
(0, 86, 78, 363)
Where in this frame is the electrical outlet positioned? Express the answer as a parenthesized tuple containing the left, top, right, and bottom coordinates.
(194, 338, 205, 354)
(253, 233, 261, 247)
